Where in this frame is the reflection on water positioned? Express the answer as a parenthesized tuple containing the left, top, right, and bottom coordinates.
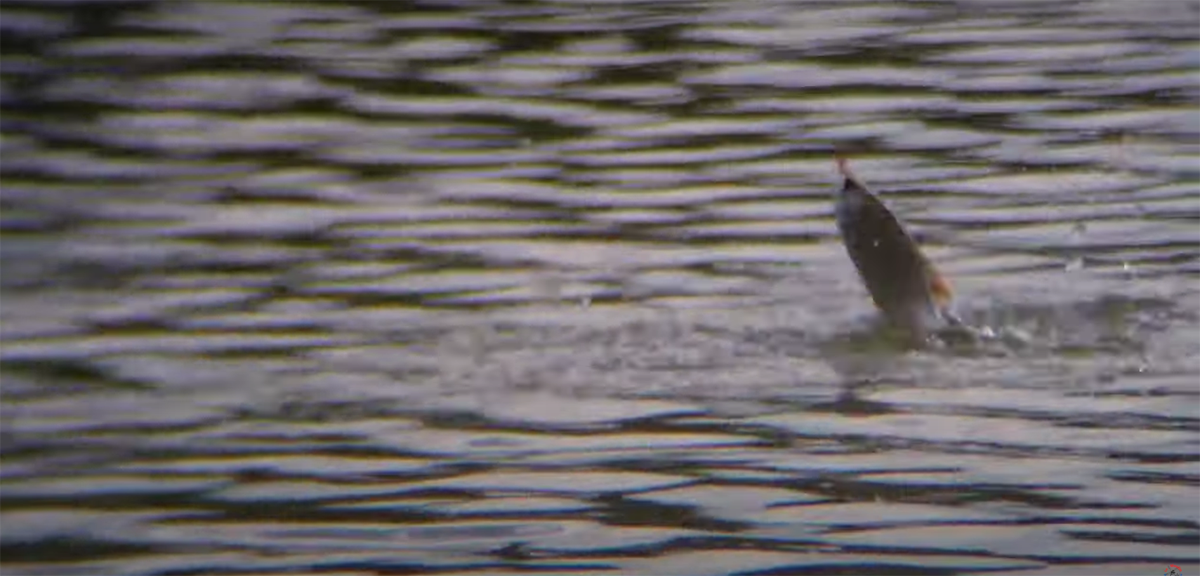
(1, 0, 1198, 574)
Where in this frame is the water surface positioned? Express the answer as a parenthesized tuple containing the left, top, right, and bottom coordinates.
(1, 1, 1198, 575)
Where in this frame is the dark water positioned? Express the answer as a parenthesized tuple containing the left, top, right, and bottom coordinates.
(1, 1, 1198, 574)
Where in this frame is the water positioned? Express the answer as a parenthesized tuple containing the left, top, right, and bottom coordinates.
(1, 1, 1197, 574)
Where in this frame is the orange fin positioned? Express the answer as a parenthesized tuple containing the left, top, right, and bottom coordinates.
(929, 269, 953, 307)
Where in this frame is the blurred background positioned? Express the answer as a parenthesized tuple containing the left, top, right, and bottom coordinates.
(0, 0, 1197, 574)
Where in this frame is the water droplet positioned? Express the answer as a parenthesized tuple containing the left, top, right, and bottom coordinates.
(1064, 258, 1084, 272)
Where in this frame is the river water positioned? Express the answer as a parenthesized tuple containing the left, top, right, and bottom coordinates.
(1, 1, 1198, 575)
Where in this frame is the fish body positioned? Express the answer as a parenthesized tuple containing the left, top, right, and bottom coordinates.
(834, 157, 954, 340)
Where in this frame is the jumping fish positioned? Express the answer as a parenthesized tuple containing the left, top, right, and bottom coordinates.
(834, 155, 958, 341)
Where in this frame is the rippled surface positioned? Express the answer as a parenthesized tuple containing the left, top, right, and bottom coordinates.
(1, 1, 1198, 574)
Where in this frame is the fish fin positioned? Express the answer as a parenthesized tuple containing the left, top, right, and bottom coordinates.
(929, 268, 954, 307)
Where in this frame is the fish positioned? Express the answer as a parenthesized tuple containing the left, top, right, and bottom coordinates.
(834, 154, 957, 341)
